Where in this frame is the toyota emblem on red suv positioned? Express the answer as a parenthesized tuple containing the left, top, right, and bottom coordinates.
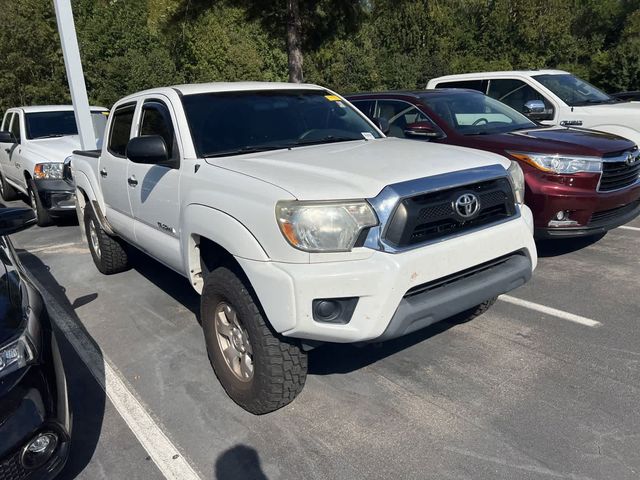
(454, 193, 481, 219)
(627, 152, 639, 165)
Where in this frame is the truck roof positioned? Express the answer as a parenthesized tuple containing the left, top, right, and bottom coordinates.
(117, 82, 328, 102)
(14, 105, 108, 113)
(429, 70, 569, 83)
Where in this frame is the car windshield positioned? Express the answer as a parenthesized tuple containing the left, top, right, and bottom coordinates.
(181, 90, 382, 158)
(25, 110, 108, 140)
(533, 74, 616, 106)
(419, 91, 537, 136)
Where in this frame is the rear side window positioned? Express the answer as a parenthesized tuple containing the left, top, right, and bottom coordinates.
(10, 114, 21, 142)
(139, 101, 177, 159)
(1, 112, 12, 131)
(108, 104, 135, 157)
(435, 80, 488, 93)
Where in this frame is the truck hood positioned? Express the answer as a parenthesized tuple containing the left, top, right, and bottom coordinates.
(575, 102, 640, 123)
(26, 135, 83, 163)
(470, 126, 635, 157)
(205, 138, 510, 199)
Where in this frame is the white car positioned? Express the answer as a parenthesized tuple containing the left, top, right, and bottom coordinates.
(427, 70, 640, 146)
(71, 82, 537, 414)
(0, 105, 108, 225)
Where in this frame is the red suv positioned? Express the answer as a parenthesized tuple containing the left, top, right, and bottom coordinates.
(348, 90, 640, 238)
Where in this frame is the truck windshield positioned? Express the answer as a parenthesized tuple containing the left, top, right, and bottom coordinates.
(181, 90, 382, 158)
(532, 74, 616, 106)
(25, 110, 108, 140)
(419, 91, 537, 136)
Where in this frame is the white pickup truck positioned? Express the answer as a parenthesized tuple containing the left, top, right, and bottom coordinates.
(0, 106, 108, 226)
(427, 70, 640, 145)
(71, 82, 537, 414)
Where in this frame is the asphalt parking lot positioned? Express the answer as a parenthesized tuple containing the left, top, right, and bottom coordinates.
(6, 196, 640, 480)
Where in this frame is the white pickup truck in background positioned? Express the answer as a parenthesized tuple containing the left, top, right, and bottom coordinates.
(427, 70, 640, 146)
(0, 105, 108, 225)
(71, 82, 537, 414)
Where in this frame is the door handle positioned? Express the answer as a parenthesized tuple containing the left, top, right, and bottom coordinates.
(99, 168, 108, 177)
(127, 176, 138, 187)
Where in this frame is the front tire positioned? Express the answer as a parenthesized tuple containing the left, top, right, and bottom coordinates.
(202, 267, 307, 414)
(451, 296, 498, 324)
(83, 207, 129, 274)
(28, 179, 53, 227)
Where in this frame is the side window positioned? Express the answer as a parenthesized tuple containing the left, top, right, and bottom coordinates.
(435, 80, 488, 93)
(1, 112, 13, 131)
(375, 100, 435, 138)
(139, 101, 177, 159)
(487, 79, 553, 115)
(108, 104, 136, 157)
(9, 114, 21, 142)
(350, 100, 375, 118)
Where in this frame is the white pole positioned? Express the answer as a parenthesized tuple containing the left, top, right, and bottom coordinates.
(53, 0, 96, 150)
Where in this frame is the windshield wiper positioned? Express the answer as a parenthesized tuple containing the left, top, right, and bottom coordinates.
(33, 134, 66, 139)
(202, 144, 294, 158)
(293, 135, 362, 147)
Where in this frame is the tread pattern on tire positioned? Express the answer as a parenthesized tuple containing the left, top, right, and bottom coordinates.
(29, 180, 53, 227)
(203, 267, 307, 414)
(452, 296, 497, 324)
(84, 207, 129, 274)
(0, 173, 18, 201)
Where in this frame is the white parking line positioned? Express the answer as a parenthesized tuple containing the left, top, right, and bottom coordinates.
(499, 295, 602, 328)
(618, 225, 640, 232)
(33, 279, 203, 480)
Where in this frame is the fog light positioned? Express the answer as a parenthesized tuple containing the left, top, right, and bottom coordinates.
(312, 297, 359, 325)
(21, 432, 58, 470)
(555, 210, 567, 221)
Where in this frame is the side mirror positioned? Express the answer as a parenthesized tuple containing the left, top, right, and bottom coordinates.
(0, 131, 16, 143)
(372, 117, 390, 135)
(404, 122, 444, 139)
(126, 135, 175, 167)
(523, 100, 553, 121)
(0, 208, 36, 235)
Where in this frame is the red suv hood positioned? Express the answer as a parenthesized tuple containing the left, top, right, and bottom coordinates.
(468, 127, 635, 157)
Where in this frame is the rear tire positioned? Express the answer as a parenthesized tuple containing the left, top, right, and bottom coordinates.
(202, 267, 307, 414)
(84, 207, 129, 274)
(0, 173, 18, 201)
(450, 296, 498, 324)
(28, 180, 53, 227)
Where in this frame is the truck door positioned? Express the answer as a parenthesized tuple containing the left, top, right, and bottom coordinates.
(99, 102, 136, 242)
(8, 112, 27, 189)
(127, 97, 182, 272)
(0, 112, 16, 184)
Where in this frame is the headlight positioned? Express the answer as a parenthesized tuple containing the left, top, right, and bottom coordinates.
(509, 152, 602, 174)
(276, 200, 378, 252)
(34, 163, 64, 179)
(507, 161, 525, 204)
(0, 335, 34, 379)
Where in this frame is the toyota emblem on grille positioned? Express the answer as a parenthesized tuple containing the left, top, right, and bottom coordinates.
(454, 193, 481, 219)
(627, 152, 638, 165)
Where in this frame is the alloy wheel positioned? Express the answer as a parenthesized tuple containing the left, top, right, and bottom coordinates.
(214, 302, 254, 382)
(89, 219, 101, 259)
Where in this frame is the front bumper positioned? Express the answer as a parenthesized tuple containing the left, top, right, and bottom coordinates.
(33, 179, 76, 215)
(527, 174, 640, 238)
(0, 332, 71, 480)
(238, 208, 537, 343)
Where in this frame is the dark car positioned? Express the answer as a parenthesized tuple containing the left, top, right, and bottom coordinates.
(0, 207, 70, 479)
(348, 89, 640, 238)
(612, 91, 640, 102)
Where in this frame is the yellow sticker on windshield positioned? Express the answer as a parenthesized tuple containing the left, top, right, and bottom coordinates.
(325, 95, 341, 101)
(101, 111, 109, 116)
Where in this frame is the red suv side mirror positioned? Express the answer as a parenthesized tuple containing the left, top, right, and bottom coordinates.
(404, 122, 444, 139)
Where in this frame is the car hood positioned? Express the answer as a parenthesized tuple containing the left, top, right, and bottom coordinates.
(26, 135, 83, 163)
(470, 127, 635, 156)
(205, 138, 510, 199)
(0, 262, 24, 346)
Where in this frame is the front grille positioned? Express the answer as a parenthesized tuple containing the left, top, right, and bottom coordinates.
(0, 451, 28, 480)
(599, 160, 640, 192)
(589, 199, 640, 225)
(384, 178, 516, 248)
(404, 251, 525, 298)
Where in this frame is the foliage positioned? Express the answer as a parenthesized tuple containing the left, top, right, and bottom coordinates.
(0, 0, 638, 111)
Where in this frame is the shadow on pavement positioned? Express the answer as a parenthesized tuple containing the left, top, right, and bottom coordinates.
(215, 444, 268, 480)
(535, 233, 606, 258)
(16, 250, 106, 480)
